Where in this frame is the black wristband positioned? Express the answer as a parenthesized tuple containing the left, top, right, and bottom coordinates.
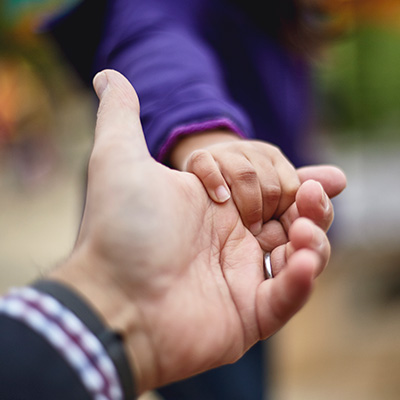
(32, 279, 136, 400)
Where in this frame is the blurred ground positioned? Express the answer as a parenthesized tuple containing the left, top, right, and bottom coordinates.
(272, 247, 400, 400)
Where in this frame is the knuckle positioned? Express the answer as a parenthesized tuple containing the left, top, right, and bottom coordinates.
(261, 142, 282, 156)
(233, 166, 257, 184)
(187, 149, 210, 168)
(187, 150, 211, 171)
(187, 150, 220, 182)
(264, 184, 281, 203)
(271, 144, 283, 156)
(284, 180, 300, 199)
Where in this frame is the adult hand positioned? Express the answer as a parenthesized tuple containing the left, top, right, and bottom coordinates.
(50, 70, 344, 394)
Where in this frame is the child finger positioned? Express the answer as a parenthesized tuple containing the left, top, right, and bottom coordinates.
(186, 150, 231, 203)
(255, 220, 288, 253)
(273, 158, 301, 217)
(251, 158, 282, 222)
(221, 158, 263, 235)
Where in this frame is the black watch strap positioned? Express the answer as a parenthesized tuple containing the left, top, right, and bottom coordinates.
(32, 279, 135, 400)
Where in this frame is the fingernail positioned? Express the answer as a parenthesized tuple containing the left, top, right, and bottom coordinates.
(93, 71, 108, 99)
(215, 185, 230, 202)
(249, 220, 263, 236)
(319, 184, 329, 211)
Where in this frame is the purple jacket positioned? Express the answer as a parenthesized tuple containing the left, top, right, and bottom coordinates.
(50, 0, 311, 166)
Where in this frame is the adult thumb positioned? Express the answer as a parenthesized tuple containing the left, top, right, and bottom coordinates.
(92, 69, 149, 158)
(297, 165, 347, 198)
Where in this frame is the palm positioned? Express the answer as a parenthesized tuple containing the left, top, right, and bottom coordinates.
(85, 70, 345, 391)
(83, 150, 340, 390)
(112, 159, 268, 385)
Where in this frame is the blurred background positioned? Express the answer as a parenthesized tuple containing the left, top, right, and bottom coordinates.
(1, 1, 399, 399)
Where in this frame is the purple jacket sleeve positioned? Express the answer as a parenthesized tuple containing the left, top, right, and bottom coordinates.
(94, 0, 252, 161)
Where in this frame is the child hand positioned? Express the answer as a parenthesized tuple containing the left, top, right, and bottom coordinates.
(182, 138, 300, 235)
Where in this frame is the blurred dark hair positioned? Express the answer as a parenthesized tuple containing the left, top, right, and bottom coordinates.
(230, 0, 337, 56)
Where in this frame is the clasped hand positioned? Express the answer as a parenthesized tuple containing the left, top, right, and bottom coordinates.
(51, 70, 346, 394)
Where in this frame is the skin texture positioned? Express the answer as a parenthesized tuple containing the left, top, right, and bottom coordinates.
(170, 131, 301, 235)
(50, 70, 346, 395)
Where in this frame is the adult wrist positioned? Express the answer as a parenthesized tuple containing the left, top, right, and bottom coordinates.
(45, 253, 154, 395)
(32, 279, 136, 399)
